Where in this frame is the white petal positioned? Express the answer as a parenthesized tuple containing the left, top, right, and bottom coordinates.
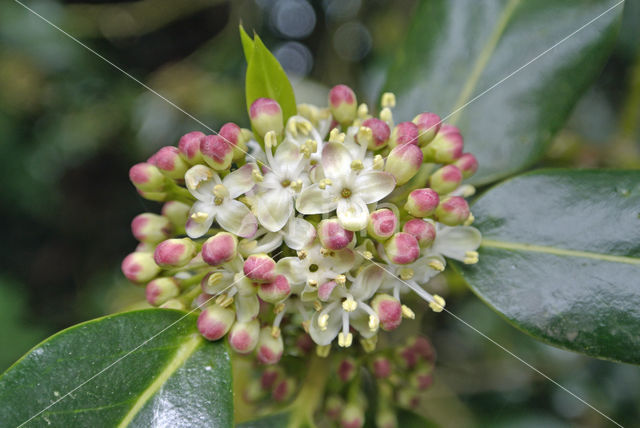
(274, 138, 303, 168)
(354, 171, 396, 204)
(296, 184, 337, 214)
(275, 257, 308, 286)
(410, 255, 446, 283)
(432, 225, 482, 261)
(349, 264, 384, 301)
(235, 294, 259, 322)
(309, 307, 342, 346)
(185, 165, 217, 202)
(282, 217, 316, 250)
(185, 201, 216, 238)
(242, 231, 283, 255)
(337, 197, 369, 231)
(254, 189, 294, 232)
(321, 142, 352, 181)
(201, 270, 234, 294)
(319, 247, 356, 274)
(223, 163, 257, 198)
(217, 199, 258, 238)
(350, 309, 377, 339)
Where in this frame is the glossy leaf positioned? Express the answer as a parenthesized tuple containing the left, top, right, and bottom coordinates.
(383, 0, 622, 185)
(238, 412, 290, 427)
(244, 31, 297, 122)
(239, 25, 254, 64)
(456, 170, 640, 364)
(0, 309, 233, 427)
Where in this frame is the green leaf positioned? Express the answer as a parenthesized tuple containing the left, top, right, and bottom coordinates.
(383, 0, 622, 185)
(396, 409, 440, 427)
(237, 412, 290, 428)
(239, 24, 254, 63)
(0, 309, 234, 427)
(245, 33, 297, 122)
(456, 170, 640, 364)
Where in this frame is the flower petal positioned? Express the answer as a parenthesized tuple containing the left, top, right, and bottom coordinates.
(296, 184, 337, 214)
(275, 257, 307, 287)
(254, 189, 294, 232)
(354, 170, 396, 204)
(349, 309, 377, 339)
(432, 225, 482, 261)
(223, 163, 257, 198)
(410, 255, 446, 283)
(349, 264, 384, 301)
(201, 270, 234, 295)
(217, 199, 258, 238)
(185, 201, 216, 238)
(236, 294, 259, 322)
(309, 306, 341, 346)
(283, 217, 316, 250)
(321, 142, 352, 180)
(337, 197, 369, 231)
(185, 165, 217, 202)
(241, 231, 283, 255)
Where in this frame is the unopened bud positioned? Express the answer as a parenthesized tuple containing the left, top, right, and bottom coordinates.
(453, 153, 478, 178)
(397, 388, 420, 409)
(340, 403, 365, 428)
(121, 251, 161, 283)
(243, 253, 276, 283)
(359, 118, 390, 150)
(258, 274, 291, 303)
(412, 112, 441, 146)
(424, 124, 463, 163)
(149, 146, 189, 180)
(325, 395, 344, 421)
(200, 135, 234, 171)
(367, 209, 397, 241)
(220, 122, 250, 160)
(402, 218, 436, 247)
(371, 294, 403, 330)
(161, 201, 191, 228)
(410, 336, 436, 363)
(153, 238, 197, 268)
(136, 189, 168, 202)
(145, 277, 180, 306)
(131, 213, 172, 244)
(228, 318, 260, 354)
(243, 379, 265, 403)
(371, 356, 392, 378)
(435, 196, 470, 226)
(250, 98, 284, 138)
(197, 304, 235, 340)
(318, 218, 354, 250)
(412, 365, 434, 390)
(178, 131, 205, 164)
(389, 121, 419, 148)
(429, 164, 463, 195)
(384, 232, 420, 265)
(256, 326, 284, 364)
(385, 143, 423, 185)
(376, 408, 398, 428)
(328, 84, 357, 125)
(261, 366, 283, 390)
(337, 357, 357, 382)
(129, 162, 166, 192)
(202, 232, 238, 266)
(272, 377, 296, 402)
(404, 188, 440, 218)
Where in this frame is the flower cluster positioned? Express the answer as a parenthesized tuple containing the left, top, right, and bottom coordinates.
(123, 85, 481, 364)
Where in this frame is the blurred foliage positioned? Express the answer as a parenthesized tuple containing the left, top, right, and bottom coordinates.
(0, 0, 638, 425)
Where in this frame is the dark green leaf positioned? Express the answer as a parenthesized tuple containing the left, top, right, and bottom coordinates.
(0, 309, 233, 427)
(239, 24, 254, 63)
(456, 170, 640, 364)
(397, 409, 440, 427)
(237, 412, 290, 428)
(383, 0, 622, 185)
(245, 34, 297, 122)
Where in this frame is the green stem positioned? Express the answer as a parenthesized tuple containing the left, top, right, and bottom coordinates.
(287, 355, 330, 428)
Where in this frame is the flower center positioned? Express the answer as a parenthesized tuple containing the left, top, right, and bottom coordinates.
(309, 263, 319, 273)
(341, 188, 352, 198)
(214, 197, 224, 206)
(280, 179, 291, 188)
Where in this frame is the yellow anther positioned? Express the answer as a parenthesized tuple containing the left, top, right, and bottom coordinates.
(271, 325, 281, 338)
(238, 195, 253, 208)
(357, 126, 373, 147)
(335, 274, 346, 285)
(464, 212, 475, 226)
(380, 107, 393, 123)
(362, 251, 373, 260)
(216, 294, 234, 308)
(357, 103, 369, 119)
(399, 267, 414, 281)
(401, 305, 415, 319)
(329, 128, 345, 143)
(190, 211, 209, 223)
(428, 260, 445, 272)
(301, 320, 310, 333)
(361, 335, 377, 353)
(368, 315, 379, 331)
(320, 247, 335, 257)
(338, 332, 353, 348)
(318, 313, 329, 330)
(274, 302, 286, 314)
(297, 120, 312, 135)
(373, 154, 384, 170)
(381, 92, 396, 109)
(252, 168, 264, 182)
(265, 130, 278, 148)
(464, 251, 479, 265)
(429, 295, 446, 313)
(318, 178, 332, 189)
(297, 104, 315, 123)
(314, 300, 323, 312)
(213, 184, 229, 199)
(287, 120, 298, 137)
(342, 297, 358, 312)
(207, 272, 225, 287)
(297, 250, 308, 259)
(350, 160, 364, 171)
(316, 344, 331, 358)
(308, 279, 318, 288)
(459, 184, 476, 198)
(290, 180, 303, 192)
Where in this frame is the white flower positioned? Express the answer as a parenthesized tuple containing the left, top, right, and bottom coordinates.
(184, 163, 258, 238)
(296, 142, 396, 231)
(309, 264, 384, 347)
(427, 223, 482, 264)
(239, 216, 316, 256)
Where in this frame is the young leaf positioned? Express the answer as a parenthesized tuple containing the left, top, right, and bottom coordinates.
(455, 170, 640, 364)
(245, 33, 297, 122)
(383, 0, 622, 185)
(0, 309, 234, 427)
(239, 24, 254, 63)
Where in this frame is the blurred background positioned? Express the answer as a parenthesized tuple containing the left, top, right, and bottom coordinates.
(0, 0, 638, 426)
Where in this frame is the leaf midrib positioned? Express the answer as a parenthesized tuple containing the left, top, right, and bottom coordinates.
(481, 239, 640, 265)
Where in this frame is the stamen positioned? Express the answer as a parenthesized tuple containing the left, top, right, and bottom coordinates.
(464, 251, 479, 264)
(314, 300, 323, 312)
(464, 212, 475, 226)
(381, 92, 396, 109)
(287, 120, 298, 137)
(334, 274, 346, 285)
(350, 160, 364, 171)
(357, 103, 369, 119)
(274, 302, 286, 314)
(380, 107, 393, 123)
(428, 260, 445, 271)
(190, 212, 209, 223)
(318, 313, 329, 331)
(357, 126, 373, 148)
(368, 315, 379, 331)
(361, 335, 377, 353)
(271, 326, 281, 338)
(213, 184, 229, 199)
(373, 154, 384, 170)
(318, 178, 332, 189)
(290, 180, 303, 192)
(297, 250, 308, 259)
(429, 294, 446, 313)
(399, 267, 414, 281)
(265, 130, 278, 148)
(342, 295, 358, 312)
(252, 169, 264, 182)
(338, 332, 353, 348)
(401, 305, 415, 319)
(329, 129, 345, 143)
(362, 251, 373, 260)
(308, 279, 318, 287)
(316, 344, 331, 357)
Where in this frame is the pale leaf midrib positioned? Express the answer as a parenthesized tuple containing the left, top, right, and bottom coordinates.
(117, 334, 203, 428)
(481, 239, 640, 265)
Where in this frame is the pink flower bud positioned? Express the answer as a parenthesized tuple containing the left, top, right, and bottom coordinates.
(454, 153, 478, 178)
(360, 118, 390, 150)
(122, 251, 161, 283)
(220, 122, 251, 160)
(272, 377, 296, 402)
(202, 232, 238, 266)
(325, 395, 344, 421)
(328, 84, 357, 125)
(256, 327, 284, 364)
(398, 345, 418, 370)
(371, 356, 392, 379)
(376, 408, 398, 428)
(367, 209, 398, 241)
(389, 121, 419, 148)
(178, 131, 205, 164)
(318, 218, 354, 250)
(423, 124, 463, 163)
(402, 219, 436, 247)
(337, 357, 357, 382)
(136, 189, 168, 202)
(261, 366, 283, 390)
(200, 135, 234, 171)
(243, 253, 276, 283)
(153, 238, 197, 268)
(412, 112, 441, 146)
(411, 336, 436, 363)
(250, 98, 284, 138)
(197, 304, 235, 341)
(429, 164, 463, 195)
(412, 366, 434, 391)
(149, 146, 189, 180)
(404, 188, 439, 218)
(129, 162, 166, 192)
(161, 200, 191, 228)
(145, 277, 180, 306)
(131, 213, 172, 244)
(435, 195, 470, 226)
(296, 333, 314, 355)
(384, 143, 423, 185)
(340, 403, 365, 428)
(258, 274, 291, 303)
(228, 318, 260, 354)
(397, 389, 420, 409)
(384, 232, 420, 265)
(371, 294, 402, 330)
